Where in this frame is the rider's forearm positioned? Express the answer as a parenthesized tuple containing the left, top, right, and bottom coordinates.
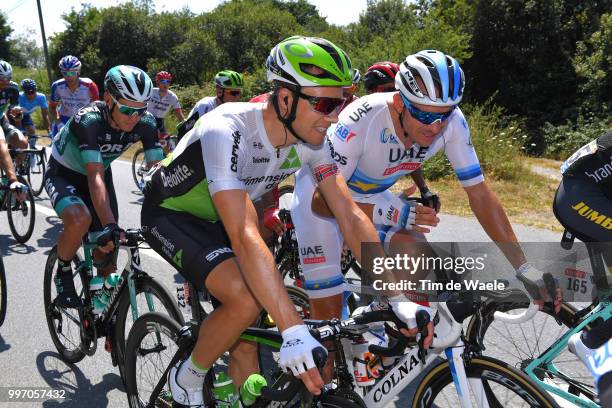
(410, 168, 427, 190)
(469, 185, 526, 269)
(0, 140, 17, 182)
(232, 227, 302, 331)
(49, 106, 59, 122)
(87, 174, 117, 227)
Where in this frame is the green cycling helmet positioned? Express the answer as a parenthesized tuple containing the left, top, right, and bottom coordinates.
(266, 36, 352, 87)
(214, 70, 244, 89)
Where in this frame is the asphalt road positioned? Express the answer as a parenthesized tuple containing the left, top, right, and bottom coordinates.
(0, 156, 573, 408)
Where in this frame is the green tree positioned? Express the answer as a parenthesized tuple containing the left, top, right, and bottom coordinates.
(0, 13, 13, 60)
(573, 12, 612, 114)
(9, 29, 44, 69)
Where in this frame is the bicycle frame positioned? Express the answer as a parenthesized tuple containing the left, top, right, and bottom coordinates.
(522, 300, 610, 408)
(79, 234, 159, 328)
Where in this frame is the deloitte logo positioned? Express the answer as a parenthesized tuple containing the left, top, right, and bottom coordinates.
(280, 147, 301, 169)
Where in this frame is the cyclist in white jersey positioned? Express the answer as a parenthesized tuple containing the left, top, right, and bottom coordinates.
(140, 37, 435, 405)
(147, 71, 185, 134)
(291, 50, 562, 344)
(177, 70, 244, 139)
(49, 56, 99, 135)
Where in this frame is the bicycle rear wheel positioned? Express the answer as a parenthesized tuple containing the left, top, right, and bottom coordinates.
(0, 255, 6, 327)
(43, 246, 89, 364)
(124, 312, 186, 408)
(131, 148, 146, 192)
(412, 355, 558, 408)
(7, 175, 35, 244)
(27, 149, 46, 197)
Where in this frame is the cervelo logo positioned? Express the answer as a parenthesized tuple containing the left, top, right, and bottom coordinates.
(206, 247, 232, 262)
(230, 130, 241, 172)
(334, 122, 356, 142)
(161, 164, 194, 188)
(383, 162, 421, 176)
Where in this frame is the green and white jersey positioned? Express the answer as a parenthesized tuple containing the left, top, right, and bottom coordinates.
(144, 102, 338, 221)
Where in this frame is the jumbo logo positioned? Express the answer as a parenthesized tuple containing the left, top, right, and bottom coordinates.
(572, 202, 612, 229)
(334, 122, 356, 142)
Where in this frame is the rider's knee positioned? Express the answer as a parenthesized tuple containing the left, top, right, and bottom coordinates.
(62, 206, 92, 234)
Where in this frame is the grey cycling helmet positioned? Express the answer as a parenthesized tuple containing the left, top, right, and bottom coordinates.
(396, 50, 464, 107)
(104, 65, 153, 103)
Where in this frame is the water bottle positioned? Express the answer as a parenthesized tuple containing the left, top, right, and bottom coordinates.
(350, 302, 393, 382)
(93, 273, 120, 314)
(239, 374, 267, 406)
(212, 372, 237, 407)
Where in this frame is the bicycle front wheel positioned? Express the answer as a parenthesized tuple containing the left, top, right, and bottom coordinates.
(7, 175, 35, 244)
(131, 148, 146, 192)
(114, 275, 185, 385)
(0, 255, 6, 327)
(124, 312, 185, 408)
(412, 355, 559, 408)
(43, 246, 88, 364)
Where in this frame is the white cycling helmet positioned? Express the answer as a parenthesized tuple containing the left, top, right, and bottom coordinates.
(0, 60, 12, 79)
(104, 65, 153, 103)
(396, 50, 464, 107)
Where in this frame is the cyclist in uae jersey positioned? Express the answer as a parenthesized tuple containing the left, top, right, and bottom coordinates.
(45, 65, 162, 309)
(292, 50, 560, 344)
(176, 70, 243, 139)
(49, 56, 99, 135)
(0, 60, 28, 150)
(141, 36, 432, 406)
(147, 71, 185, 133)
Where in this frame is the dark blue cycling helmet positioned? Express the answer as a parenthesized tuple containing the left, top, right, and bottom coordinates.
(21, 78, 37, 92)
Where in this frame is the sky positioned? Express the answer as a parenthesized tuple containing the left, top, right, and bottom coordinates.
(3, 0, 367, 44)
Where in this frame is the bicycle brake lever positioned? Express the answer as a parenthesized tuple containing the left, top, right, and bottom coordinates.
(416, 310, 430, 365)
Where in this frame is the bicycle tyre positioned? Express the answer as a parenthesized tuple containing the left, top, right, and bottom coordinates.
(411, 355, 559, 408)
(27, 149, 46, 197)
(124, 312, 185, 408)
(114, 275, 185, 385)
(0, 255, 6, 327)
(131, 147, 146, 192)
(7, 175, 35, 244)
(43, 246, 88, 364)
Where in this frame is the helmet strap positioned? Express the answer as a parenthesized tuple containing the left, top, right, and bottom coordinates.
(271, 87, 307, 144)
(398, 108, 413, 145)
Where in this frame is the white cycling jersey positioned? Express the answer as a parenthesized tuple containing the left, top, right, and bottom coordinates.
(291, 92, 484, 298)
(147, 88, 180, 119)
(188, 96, 218, 119)
(145, 102, 339, 221)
